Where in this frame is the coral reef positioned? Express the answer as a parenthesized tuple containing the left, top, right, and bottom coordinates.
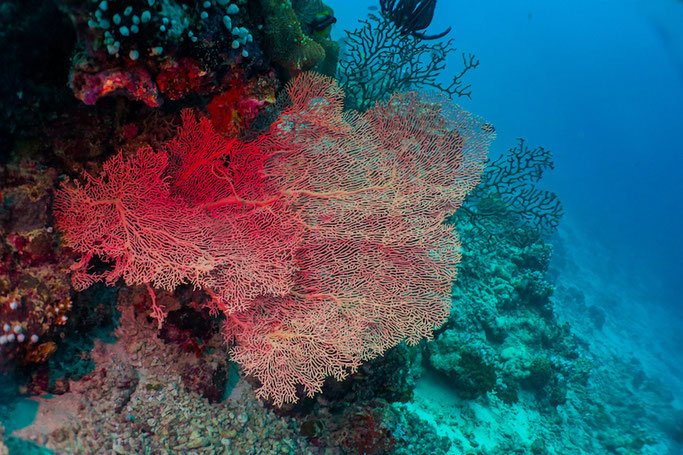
(0, 0, 337, 171)
(206, 70, 278, 137)
(5, 281, 456, 455)
(2, 112, 677, 455)
(293, 0, 340, 77)
(59, 0, 258, 106)
(428, 339, 498, 400)
(258, 0, 325, 74)
(10, 286, 311, 454)
(323, 343, 422, 405)
(253, 0, 339, 78)
(428, 139, 576, 408)
(2, 3, 680, 455)
(70, 66, 163, 107)
(294, 385, 451, 455)
(56, 0, 338, 112)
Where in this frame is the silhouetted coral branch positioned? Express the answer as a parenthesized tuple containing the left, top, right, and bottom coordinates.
(457, 138, 563, 246)
(337, 14, 478, 111)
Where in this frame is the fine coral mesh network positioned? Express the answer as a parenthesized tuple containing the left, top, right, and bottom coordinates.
(55, 73, 493, 405)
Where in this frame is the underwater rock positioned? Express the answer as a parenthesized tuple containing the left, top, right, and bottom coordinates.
(0, 162, 73, 371)
(155, 57, 216, 101)
(206, 71, 277, 137)
(11, 284, 311, 454)
(523, 357, 554, 390)
(70, 66, 162, 107)
(0, 423, 7, 455)
(179, 360, 227, 403)
(587, 304, 607, 330)
(427, 339, 498, 400)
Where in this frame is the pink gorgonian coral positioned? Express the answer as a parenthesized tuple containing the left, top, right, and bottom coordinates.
(55, 73, 493, 405)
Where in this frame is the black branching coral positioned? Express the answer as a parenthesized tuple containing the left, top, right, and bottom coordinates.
(380, 0, 451, 40)
(337, 12, 478, 111)
(455, 138, 563, 247)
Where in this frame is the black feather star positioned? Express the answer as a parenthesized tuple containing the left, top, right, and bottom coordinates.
(379, 0, 451, 40)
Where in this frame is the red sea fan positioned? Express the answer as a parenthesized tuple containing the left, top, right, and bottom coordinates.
(223, 74, 492, 404)
(55, 73, 493, 406)
(164, 110, 277, 209)
(162, 110, 302, 314)
(53, 147, 216, 293)
(54, 120, 301, 319)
